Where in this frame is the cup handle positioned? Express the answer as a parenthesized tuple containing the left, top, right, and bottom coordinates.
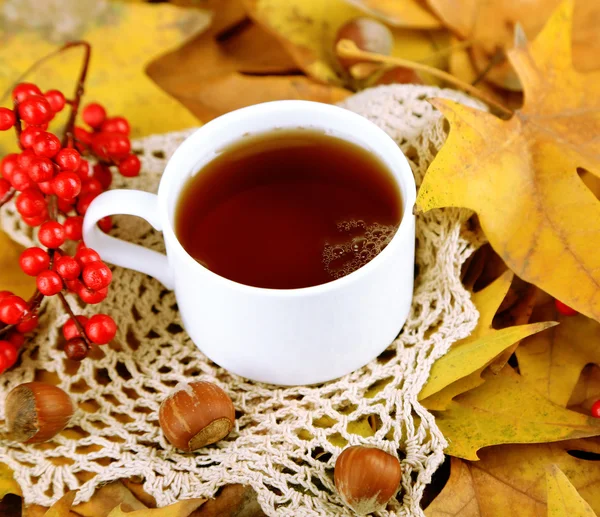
(82, 189, 175, 289)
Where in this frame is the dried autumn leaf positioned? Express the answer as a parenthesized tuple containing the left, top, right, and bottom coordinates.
(343, 0, 441, 28)
(243, 0, 450, 86)
(43, 492, 76, 517)
(147, 15, 350, 122)
(517, 302, 600, 407)
(434, 367, 600, 460)
(568, 365, 600, 413)
(426, 0, 600, 90)
(0, 463, 21, 500)
(419, 271, 555, 402)
(106, 499, 205, 517)
(73, 482, 147, 516)
(546, 465, 596, 517)
(426, 441, 600, 516)
(416, 1, 600, 322)
(0, 1, 207, 154)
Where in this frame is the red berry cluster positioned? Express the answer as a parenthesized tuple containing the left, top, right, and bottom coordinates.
(0, 75, 138, 371)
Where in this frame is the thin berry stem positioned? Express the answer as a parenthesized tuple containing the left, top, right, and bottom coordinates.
(57, 291, 91, 348)
(0, 187, 16, 209)
(61, 41, 91, 148)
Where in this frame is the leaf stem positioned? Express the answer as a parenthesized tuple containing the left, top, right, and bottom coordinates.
(336, 39, 513, 116)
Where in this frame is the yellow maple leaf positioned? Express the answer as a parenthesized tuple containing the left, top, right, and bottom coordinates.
(419, 271, 556, 405)
(425, 441, 600, 516)
(0, 0, 207, 155)
(427, 0, 600, 90)
(517, 302, 600, 407)
(546, 465, 596, 517)
(416, 0, 600, 322)
(434, 367, 600, 460)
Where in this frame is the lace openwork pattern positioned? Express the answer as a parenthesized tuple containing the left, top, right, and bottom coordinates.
(0, 85, 483, 516)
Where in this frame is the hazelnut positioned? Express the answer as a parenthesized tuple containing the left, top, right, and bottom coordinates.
(335, 17, 394, 70)
(334, 445, 402, 514)
(159, 381, 235, 451)
(5, 382, 75, 443)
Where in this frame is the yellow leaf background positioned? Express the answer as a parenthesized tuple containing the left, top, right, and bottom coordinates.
(1, 0, 600, 515)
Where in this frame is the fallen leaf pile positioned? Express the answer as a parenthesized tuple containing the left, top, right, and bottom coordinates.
(2, 0, 600, 515)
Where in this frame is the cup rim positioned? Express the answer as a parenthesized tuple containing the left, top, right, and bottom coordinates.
(158, 100, 416, 297)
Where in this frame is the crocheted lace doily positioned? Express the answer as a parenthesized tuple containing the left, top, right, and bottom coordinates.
(0, 85, 483, 516)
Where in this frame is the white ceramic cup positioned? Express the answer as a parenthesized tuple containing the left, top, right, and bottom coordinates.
(83, 100, 416, 386)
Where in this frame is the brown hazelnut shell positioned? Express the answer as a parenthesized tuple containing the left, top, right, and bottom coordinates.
(334, 445, 402, 514)
(5, 382, 75, 443)
(159, 381, 235, 451)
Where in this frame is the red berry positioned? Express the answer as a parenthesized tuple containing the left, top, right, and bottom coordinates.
(18, 95, 53, 125)
(0, 291, 13, 303)
(65, 278, 83, 293)
(16, 314, 38, 333)
(12, 83, 42, 103)
(76, 193, 98, 215)
(19, 247, 50, 276)
(0, 108, 16, 131)
(76, 241, 87, 253)
(0, 178, 10, 198)
(44, 90, 66, 112)
(55, 148, 81, 171)
(62, 315, 89, 340)
(78, 285, 108, 304)
(16, 188, 46, 217)
(28, 156, 55, 183)
(118, 154, 141, 177)
(37, 181, 54, 195)
(0, 295, 27, 325)
(74, 126, 93, 147)
(592, 400, 600, 418)
(57, 197, 75, 214)
(92, 132, 131, 160)
(64, 338, 89, 361)
(36, 270, 63, 296)
(19, 126, 43, 149)
(33, 132, 61, 158)
(38, 221, 66, 248)
(80, 178, 103, 197)
(55, 255, 81, 280)
(6, 331, 25, 348)
(18, 149, 37, 169)
(92, 163, 112, 189)
(22, 210, 48, 227)
(1, 154, 19, 180)
(64, 216, 83, 241)
(52, 171, 81, 200)
(75, 247, 101, 267)
(554, 299, 577, 316)
(98, 216, 112, 233)
(76, 159, 92, 180)
(10, 169, 34, 191)
(82, 103, 106, 128)
(0, 341, 18, 369)
(85, 314, 116, 344)
(82, 261, 112, 290)
(100, 116, 130, 135)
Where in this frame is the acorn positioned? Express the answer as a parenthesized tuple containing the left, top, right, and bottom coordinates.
(5, 382, 74, 443)
(158, 381, 235, 451)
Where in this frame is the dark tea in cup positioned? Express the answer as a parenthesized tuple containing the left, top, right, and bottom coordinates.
(175, 129, 402, 289)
